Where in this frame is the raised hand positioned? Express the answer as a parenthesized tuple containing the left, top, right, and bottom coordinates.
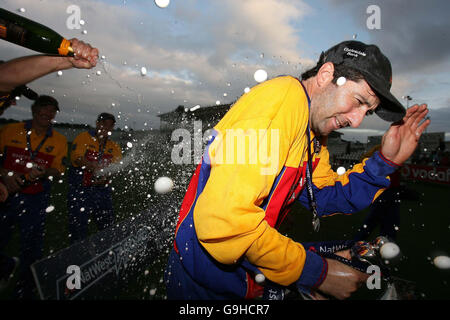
(381, 104, 430, 165)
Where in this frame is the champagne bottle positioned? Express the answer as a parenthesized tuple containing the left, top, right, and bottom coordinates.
(0, 8, 73, 56)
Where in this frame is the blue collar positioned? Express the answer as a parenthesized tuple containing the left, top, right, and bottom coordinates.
(88, 129, 96, 137)
(298, 79, 311, 107)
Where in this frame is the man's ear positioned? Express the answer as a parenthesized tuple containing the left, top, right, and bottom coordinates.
(316, 62, 335, 88)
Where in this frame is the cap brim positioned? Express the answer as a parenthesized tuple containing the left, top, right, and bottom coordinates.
(361, 72, 406, 122)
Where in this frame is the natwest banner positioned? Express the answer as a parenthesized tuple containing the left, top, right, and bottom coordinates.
(400, 164, 450, 185)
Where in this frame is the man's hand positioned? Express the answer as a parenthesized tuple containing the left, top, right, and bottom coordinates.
(316, 250, 368, 300)
(28, 165, 46, 181)
(76, 156, 100, 173)
(86, 161, 101, 173)
(67, 38, 99, 69)
(381, 104, 431, 165)
(2, 172, 25, 193)
(91, 173, 109, 186)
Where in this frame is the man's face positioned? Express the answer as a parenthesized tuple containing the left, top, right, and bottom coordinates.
(310, 78, 380, 137)
(32, 105, 58, 128)
(96, 119, 115, 139)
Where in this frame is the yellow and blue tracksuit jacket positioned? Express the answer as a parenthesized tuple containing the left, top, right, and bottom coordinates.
(166, 76, 399, 299)
(0, 120, 67, 194)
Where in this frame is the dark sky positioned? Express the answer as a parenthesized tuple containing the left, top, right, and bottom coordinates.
(1, 0, 448, 141)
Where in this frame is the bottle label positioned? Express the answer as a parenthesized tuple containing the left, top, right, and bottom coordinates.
(58, 38, 72, 56)
(0, 18, 26, 44)
(0, 24, 6, 38)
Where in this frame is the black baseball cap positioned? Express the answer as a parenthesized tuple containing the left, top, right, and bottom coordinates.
(97, 112, 116, 123)
(321, 40, 406, 122)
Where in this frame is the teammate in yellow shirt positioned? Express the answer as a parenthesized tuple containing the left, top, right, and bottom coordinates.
(0, 95, 67, 298)
(67, 113, 122, 243)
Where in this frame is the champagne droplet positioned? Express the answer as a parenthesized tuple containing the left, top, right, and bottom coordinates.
(337, 166, 346, 175)
(254, 69, 268, 83)
(336, 76, 347, 86)
(155, 0, 170, 8)
(255, 273, 265, 284)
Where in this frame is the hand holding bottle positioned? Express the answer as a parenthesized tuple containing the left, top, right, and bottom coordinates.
(68, 38, 99, 69)
(316, 249, 369, 300)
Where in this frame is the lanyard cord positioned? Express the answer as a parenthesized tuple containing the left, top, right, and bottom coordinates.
(26, 130, 49, 160)
(305, 124, 321, 232)
(97, 138, 107, 164)
(298, 79, 321, 232)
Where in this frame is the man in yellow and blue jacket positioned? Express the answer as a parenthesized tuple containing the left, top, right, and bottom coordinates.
(165, 41, 430, 300)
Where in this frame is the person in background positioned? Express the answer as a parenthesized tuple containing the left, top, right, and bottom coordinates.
(0, 95, 67, 298)
(67, 113, 122, 244)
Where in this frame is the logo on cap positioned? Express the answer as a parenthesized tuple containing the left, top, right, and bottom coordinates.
(344, 47, 367, 58)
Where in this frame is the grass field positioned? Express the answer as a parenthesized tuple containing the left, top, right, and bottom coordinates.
(1, 140, 449, 300)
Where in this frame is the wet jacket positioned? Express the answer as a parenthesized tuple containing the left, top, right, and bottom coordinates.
(171, 76, 398, 298)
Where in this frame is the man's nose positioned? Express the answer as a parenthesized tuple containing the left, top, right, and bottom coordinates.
(348, 109, 366, 128)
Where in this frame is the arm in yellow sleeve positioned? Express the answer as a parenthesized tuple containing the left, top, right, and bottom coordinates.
(194, 77, 310, 286)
